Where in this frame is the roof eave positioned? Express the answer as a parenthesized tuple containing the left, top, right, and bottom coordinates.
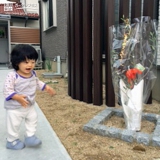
(11, 15, 39, 20)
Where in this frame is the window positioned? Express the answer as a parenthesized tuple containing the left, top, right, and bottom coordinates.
(42, 0, 57, 31)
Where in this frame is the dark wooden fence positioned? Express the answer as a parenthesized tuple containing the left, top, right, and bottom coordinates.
(68, 0, 159, 106)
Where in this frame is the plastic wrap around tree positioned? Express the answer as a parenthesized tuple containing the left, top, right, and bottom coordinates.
(109, 16, 157, 131)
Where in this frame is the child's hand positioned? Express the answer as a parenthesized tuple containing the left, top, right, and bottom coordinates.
(12, 94, 29, 107)
(45, 85, 56, 96)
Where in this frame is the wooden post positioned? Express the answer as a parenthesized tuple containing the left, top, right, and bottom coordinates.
(83, 0, 93, 103)
(93, 0, 103, 105)
(74, 0, 83, 100)
(68, 0, 76, 98)
(104, 0, 115, 107)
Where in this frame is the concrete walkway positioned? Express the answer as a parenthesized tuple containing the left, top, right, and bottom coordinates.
(0, 69, 72, 160)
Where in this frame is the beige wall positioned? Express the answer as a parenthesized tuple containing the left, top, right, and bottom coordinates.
(12, 20, 39, 28)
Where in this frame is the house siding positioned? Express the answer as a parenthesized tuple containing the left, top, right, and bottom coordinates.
(41, 0, 68, 60)
(10, 26, 40, 44)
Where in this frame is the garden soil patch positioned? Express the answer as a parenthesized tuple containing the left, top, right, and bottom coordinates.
(36, 70, 160, 160)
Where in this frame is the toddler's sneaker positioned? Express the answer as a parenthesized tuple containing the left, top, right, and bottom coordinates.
(24, 135, 42, 147)
(6, 139, 25, 150)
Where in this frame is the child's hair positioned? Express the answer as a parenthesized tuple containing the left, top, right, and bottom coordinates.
(11, 44, 38, 70)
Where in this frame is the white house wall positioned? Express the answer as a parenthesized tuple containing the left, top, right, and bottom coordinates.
(11, 19, 39, 28)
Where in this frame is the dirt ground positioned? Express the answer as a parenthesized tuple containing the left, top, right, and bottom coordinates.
(35, 70, 160, 160)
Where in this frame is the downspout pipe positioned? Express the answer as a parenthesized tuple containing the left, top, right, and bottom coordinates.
(25, 16, 28, 27)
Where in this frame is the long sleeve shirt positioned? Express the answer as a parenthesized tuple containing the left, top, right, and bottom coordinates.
(3, 70, 46, 109)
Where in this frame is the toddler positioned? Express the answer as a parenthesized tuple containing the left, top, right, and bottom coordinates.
(3, 44, 56, 150)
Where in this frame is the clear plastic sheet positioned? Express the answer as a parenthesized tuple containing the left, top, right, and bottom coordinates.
(109, 16, 157, 131)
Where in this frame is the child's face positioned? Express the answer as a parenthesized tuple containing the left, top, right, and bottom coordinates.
(17, 58, 36, 76)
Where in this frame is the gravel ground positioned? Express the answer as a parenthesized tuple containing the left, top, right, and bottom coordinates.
(36, 70, 160, 160)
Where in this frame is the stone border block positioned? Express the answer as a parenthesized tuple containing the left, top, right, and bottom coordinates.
(83, 108, 160, 147)
(121, 129, 135, 143)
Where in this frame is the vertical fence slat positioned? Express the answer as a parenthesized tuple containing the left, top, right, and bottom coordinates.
(83, 0, 93, 103)
(67, 0, 71, 96)
(131, 0, 142, 21)
(153, 0, 159, 19)
(104, 0, 115, 107)
(143, 0, 154, 18)
(93, 0, 103, 105)
(68, 0, 76, 98)
(119, 0, 130, 22)
(74, 0, 83, 100)
(143, 0, 155, 104)
(143, 0, 156, 104)
(67, 0, 158, 106)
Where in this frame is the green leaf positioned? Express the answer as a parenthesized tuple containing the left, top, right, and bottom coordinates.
(150, 32, 153, 36)
(45, 58, 52, 71)
(151, 46, 155, 50)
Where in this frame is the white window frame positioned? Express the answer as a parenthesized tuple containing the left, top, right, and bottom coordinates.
(42, 0, 57, 31)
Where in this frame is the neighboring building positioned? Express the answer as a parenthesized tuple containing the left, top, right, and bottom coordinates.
(0, 0, 41, 68)
(40, 0, 68, 75)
